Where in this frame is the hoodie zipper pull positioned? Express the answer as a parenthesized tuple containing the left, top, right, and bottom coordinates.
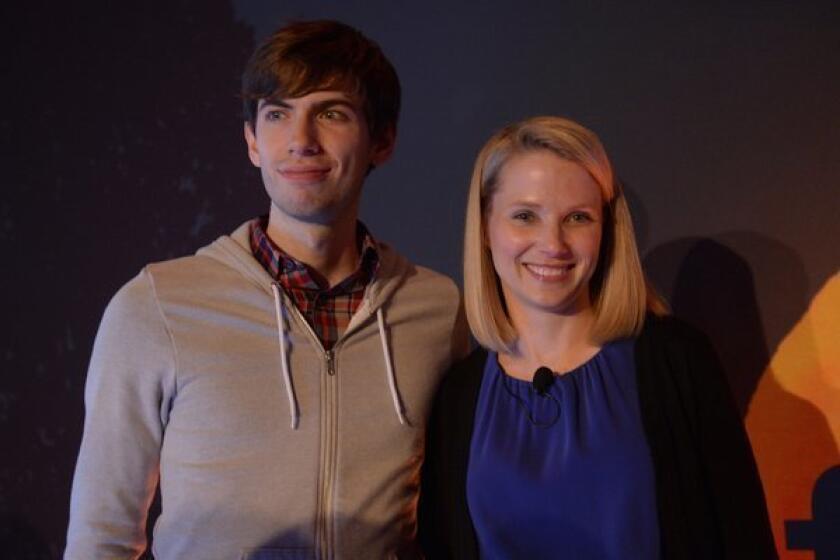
(325, 350, 335, 376)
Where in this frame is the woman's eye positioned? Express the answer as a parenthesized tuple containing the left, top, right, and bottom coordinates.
(512, 211, 535, 222)
(567, 212, 592, 223)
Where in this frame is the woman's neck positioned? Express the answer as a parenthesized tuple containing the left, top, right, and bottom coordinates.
(498, 307, 601, 381)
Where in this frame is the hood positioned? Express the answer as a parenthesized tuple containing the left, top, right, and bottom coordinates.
(196, 221, 412, 320)
(195, 220, 413, 428)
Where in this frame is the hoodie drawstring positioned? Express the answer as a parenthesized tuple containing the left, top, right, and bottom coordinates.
(377, 307, 406, 425)
(270, 283, 405, 428)
(271, 282, 299, 429)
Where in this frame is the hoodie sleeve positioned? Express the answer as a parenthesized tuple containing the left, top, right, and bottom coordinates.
(65, 268, 177, 559)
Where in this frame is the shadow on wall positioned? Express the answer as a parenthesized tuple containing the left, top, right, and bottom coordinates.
(644, 236, 773, 415)
(3, 1, 258, 556)
(644, 236, 840, 557)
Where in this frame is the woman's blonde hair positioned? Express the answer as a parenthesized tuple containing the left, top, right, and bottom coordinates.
(463, 116, 667, 352)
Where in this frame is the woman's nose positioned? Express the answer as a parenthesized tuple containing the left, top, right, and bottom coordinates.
(538, 223, 571, 256)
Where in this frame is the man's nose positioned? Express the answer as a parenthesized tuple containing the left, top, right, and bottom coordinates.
(288, 117, 322, 156)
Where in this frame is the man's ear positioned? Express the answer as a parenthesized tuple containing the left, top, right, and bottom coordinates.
(370, 126, 396, 167)
(244, 121, 261, 167)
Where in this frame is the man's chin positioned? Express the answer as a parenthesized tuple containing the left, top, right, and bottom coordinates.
(269, 204, 349, 228)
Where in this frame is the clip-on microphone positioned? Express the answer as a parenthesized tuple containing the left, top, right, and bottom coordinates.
(532, 366, 555, 396)
(502, 366, 560, 428)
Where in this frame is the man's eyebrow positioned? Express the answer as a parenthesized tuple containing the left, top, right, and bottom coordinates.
(311, 99, 359, 112)
(259, 98, 292, 110)
(259, 97, 360, 114)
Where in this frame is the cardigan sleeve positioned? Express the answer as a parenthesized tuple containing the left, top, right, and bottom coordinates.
(637, 316, 777, 559)
(417, 369, 448, 559)
(418, 348, 485, 560)
(683, 323, 778, 558)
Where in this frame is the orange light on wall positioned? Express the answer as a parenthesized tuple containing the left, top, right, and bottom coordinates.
(746, 272, 840, 559)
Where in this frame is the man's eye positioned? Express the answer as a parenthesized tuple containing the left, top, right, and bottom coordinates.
(264, 110, 285, 121)
(321, 109, 349, 121)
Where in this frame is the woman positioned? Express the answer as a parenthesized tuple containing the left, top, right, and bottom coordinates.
(418, 116, 776, 559)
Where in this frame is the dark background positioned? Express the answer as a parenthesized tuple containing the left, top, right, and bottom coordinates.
(2, 0, 838, 557)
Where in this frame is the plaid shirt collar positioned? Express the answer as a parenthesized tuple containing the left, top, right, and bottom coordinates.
(248, 215, 379, 295)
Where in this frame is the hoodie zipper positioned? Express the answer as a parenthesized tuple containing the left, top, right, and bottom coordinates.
(277, 298, 342, 559)
(325, 350, 336, 376)
(322, 348, 337, 559)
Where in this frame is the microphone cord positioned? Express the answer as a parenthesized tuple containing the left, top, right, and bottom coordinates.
(501, 375, 560, 429)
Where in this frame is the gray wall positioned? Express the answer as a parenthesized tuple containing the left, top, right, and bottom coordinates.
(3, 0, 838, 556)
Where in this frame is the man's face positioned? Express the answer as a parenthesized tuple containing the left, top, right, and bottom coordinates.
(244, 90, 393, 226)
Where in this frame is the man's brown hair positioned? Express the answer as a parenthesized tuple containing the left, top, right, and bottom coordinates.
(242, 20, 400, 144)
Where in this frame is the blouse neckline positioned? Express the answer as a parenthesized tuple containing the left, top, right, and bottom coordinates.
(492, 343, 608, 386)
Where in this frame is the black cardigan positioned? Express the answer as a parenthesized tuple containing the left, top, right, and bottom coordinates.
(418, 315, 777, 559)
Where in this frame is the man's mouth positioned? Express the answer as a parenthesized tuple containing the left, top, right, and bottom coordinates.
(279, 165, 331, 183)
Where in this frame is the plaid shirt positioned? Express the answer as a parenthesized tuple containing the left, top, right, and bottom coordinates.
(249, 216, 379, 350)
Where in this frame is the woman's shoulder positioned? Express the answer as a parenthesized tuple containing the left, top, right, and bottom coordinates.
(434, 346, 488, 404)
(637, 313, 713, 354)
(449, 346, 488, 374)
(634, 313, 727, 401)
(634, 313, 725, 389)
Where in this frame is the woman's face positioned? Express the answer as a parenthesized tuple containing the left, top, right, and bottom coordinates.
(485, 151, 604, 319)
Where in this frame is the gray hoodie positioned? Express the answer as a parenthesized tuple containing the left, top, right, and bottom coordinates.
(65, 222, 468, 559)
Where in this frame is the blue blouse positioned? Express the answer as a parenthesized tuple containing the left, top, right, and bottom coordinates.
(466, 339, 660, 559)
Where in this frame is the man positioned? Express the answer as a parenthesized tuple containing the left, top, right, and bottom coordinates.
(65, 20, 468, 559)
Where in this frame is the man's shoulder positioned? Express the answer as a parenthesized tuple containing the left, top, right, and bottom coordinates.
(144, 252, 228, 282)
(387, 262, 462, 317)
(109, 240, 258, 316)
(408, 263, 460, 292)
(104, 254, 222, 315)
(145, 224, 264, 292)
(376, 242, 460, 301)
